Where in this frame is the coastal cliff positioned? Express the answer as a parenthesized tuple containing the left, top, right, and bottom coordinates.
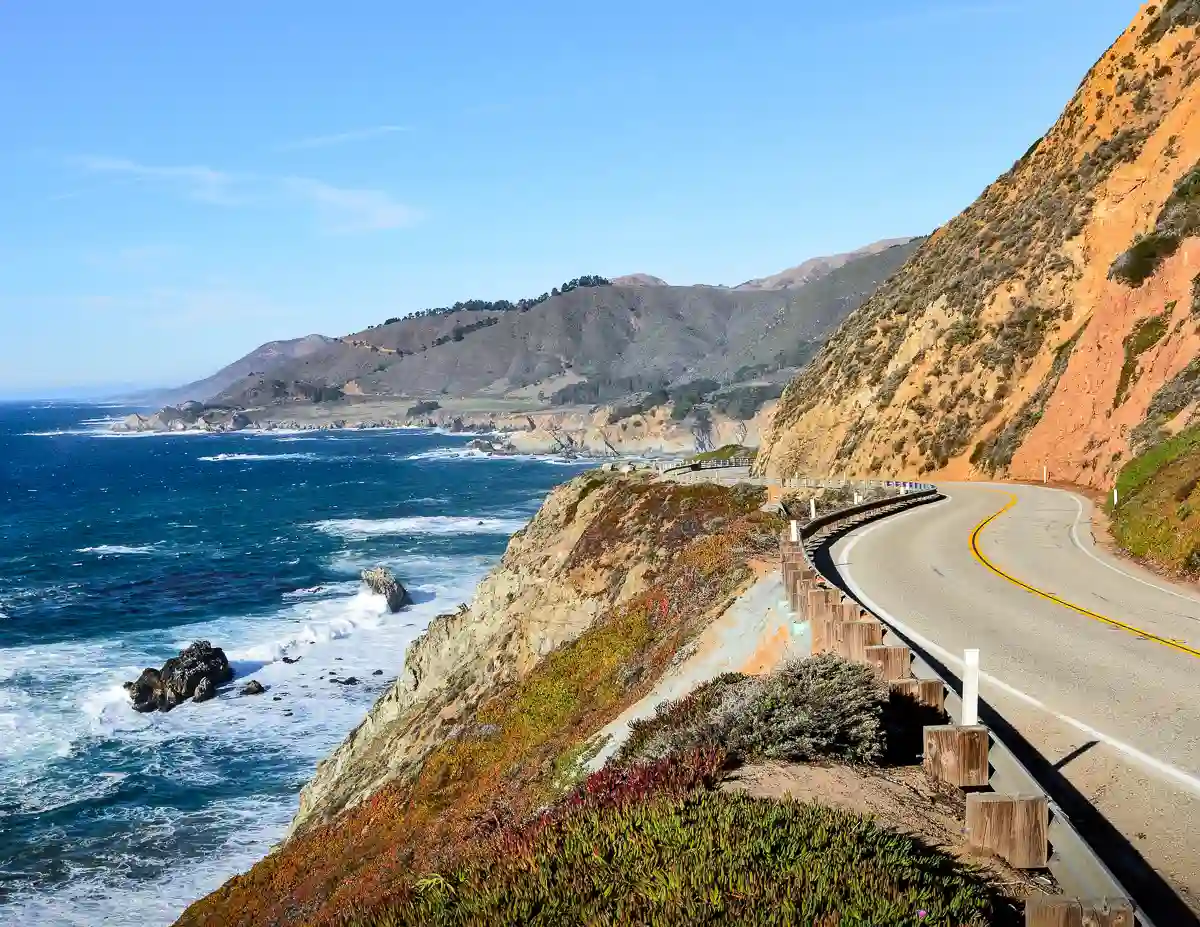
(756, 1, 1200, 489)
(291, 471, 657, 833)
(177, 472, 780, 926)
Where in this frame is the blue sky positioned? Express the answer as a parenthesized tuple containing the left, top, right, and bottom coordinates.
(0, 0, 1140, 394)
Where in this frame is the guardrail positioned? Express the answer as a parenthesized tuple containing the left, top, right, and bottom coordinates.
(781, 493, 1145, 927)
(657, 457, 756, 473)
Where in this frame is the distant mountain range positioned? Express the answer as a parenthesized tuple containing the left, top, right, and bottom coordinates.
(153, 237, 920, 409)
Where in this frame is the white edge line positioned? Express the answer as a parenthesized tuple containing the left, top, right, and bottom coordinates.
(1067, 493, 1200, 609)
(838, 514, 1200, 797)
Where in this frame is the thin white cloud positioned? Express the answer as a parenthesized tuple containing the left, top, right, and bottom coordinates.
(73, 155, 241, 204)
(281, 125, 411, 150)
(283, 177, 420, 233)
(71, 155, 418, 234)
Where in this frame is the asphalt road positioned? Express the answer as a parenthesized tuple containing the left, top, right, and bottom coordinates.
(829, 481, 1200, 910)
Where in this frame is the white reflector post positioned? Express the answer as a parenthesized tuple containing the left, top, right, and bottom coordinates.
(963, 649, 980, 726)
(789, 520, 798, 543)
(809, 497, 817, 520)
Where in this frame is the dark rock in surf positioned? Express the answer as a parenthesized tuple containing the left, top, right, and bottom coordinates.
(241, 680, 266, 695)
(360, 567, 410, 613)
(193, 677, 215, 703)
(282, 655, 302, 664)
(122, 640, 233, 712)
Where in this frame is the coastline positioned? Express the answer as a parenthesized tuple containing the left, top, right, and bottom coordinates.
(107, 394, 774, 458)
(1, 410, 598, 925)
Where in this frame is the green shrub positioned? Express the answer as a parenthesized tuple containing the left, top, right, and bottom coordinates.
(615, 654, 887, 768)
(1113, 312, 1169, 407)
(406, 399, 441, 416)
(710, 383, 785, 420)
(1115, 424, 1200, 505)
(689, 444, 756, 463)
(731, 655, 887, 763)
(1110, 232, 1183, 286)
(359, 791, 1007, 926)
(1110, 161, 1200, 286)
(616, 672, 754, 765)
(1140, 0, 1200, 47)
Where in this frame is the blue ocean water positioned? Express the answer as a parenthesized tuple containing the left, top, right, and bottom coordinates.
(0, 402, 590, 925)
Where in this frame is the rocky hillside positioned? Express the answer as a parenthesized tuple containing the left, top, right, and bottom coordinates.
(170, 241, 920, 408)
(757, 1, 1200, 490)
(148, 334, 339, 407)
(174, 473, 782, 925)
(733, 237, 914, 291)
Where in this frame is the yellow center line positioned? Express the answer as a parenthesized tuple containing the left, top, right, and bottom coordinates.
(968, 491, 1200, 659)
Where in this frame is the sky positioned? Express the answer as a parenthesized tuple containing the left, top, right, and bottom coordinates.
(0, 0, 1142, 395)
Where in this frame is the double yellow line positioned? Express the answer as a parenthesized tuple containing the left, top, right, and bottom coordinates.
(969, 492, 1200, 659)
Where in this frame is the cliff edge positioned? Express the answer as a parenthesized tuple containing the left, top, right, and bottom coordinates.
(177, 472, 780, 926)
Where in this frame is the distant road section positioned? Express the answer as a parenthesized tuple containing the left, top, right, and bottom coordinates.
(830, 482, 1200, 909)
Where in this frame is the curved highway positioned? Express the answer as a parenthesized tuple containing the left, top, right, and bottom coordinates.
(830, 481, 1200, 910)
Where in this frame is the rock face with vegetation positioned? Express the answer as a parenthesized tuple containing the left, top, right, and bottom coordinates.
(172, 476, 1033, 925)
(174, 474, 787, 925)
(757, 2, 1200, 491)
(1110, 423, 1200, 574)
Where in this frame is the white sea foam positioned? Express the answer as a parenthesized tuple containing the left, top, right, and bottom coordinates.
(0, 551, 492, 924)
(75, 544, 163, 556)
(281, 580, 360, 600)
(404, 446, 593, 466)
(197, 452, 323, 462)
(311, 514, 528, 539)
(405, 446, 489, 461)
(0, 794, 296, 927)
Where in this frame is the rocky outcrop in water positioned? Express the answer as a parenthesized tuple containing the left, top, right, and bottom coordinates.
(360, 567, 410, 613)
(465, 437, 519, 455)
(111, 405, 249, 434)
(123, 640, 233, 712)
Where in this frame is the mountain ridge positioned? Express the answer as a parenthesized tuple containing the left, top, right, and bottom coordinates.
(163, 240, 921, 409)
(733, 238, 916, 291)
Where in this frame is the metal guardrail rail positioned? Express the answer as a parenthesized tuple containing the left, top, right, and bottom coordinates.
(786, 491, 1148, 925)
(657, 457, 757, 473)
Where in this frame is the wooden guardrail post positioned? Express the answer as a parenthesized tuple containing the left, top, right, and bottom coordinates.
(889, 678, 945, 712)
(1024, 897, 1133, 927)
(864, 644, 911, 682)
(923, 725, 989, 787)
(836, 601, 862, 622)
(840, 619, 884, 662)
(965, 793, 1048, 868)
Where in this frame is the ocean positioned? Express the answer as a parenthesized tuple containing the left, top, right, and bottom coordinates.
(0, 402, 591, 925)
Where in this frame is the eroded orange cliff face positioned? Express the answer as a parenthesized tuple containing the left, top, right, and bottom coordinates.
(758, 1, 1200, 490)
